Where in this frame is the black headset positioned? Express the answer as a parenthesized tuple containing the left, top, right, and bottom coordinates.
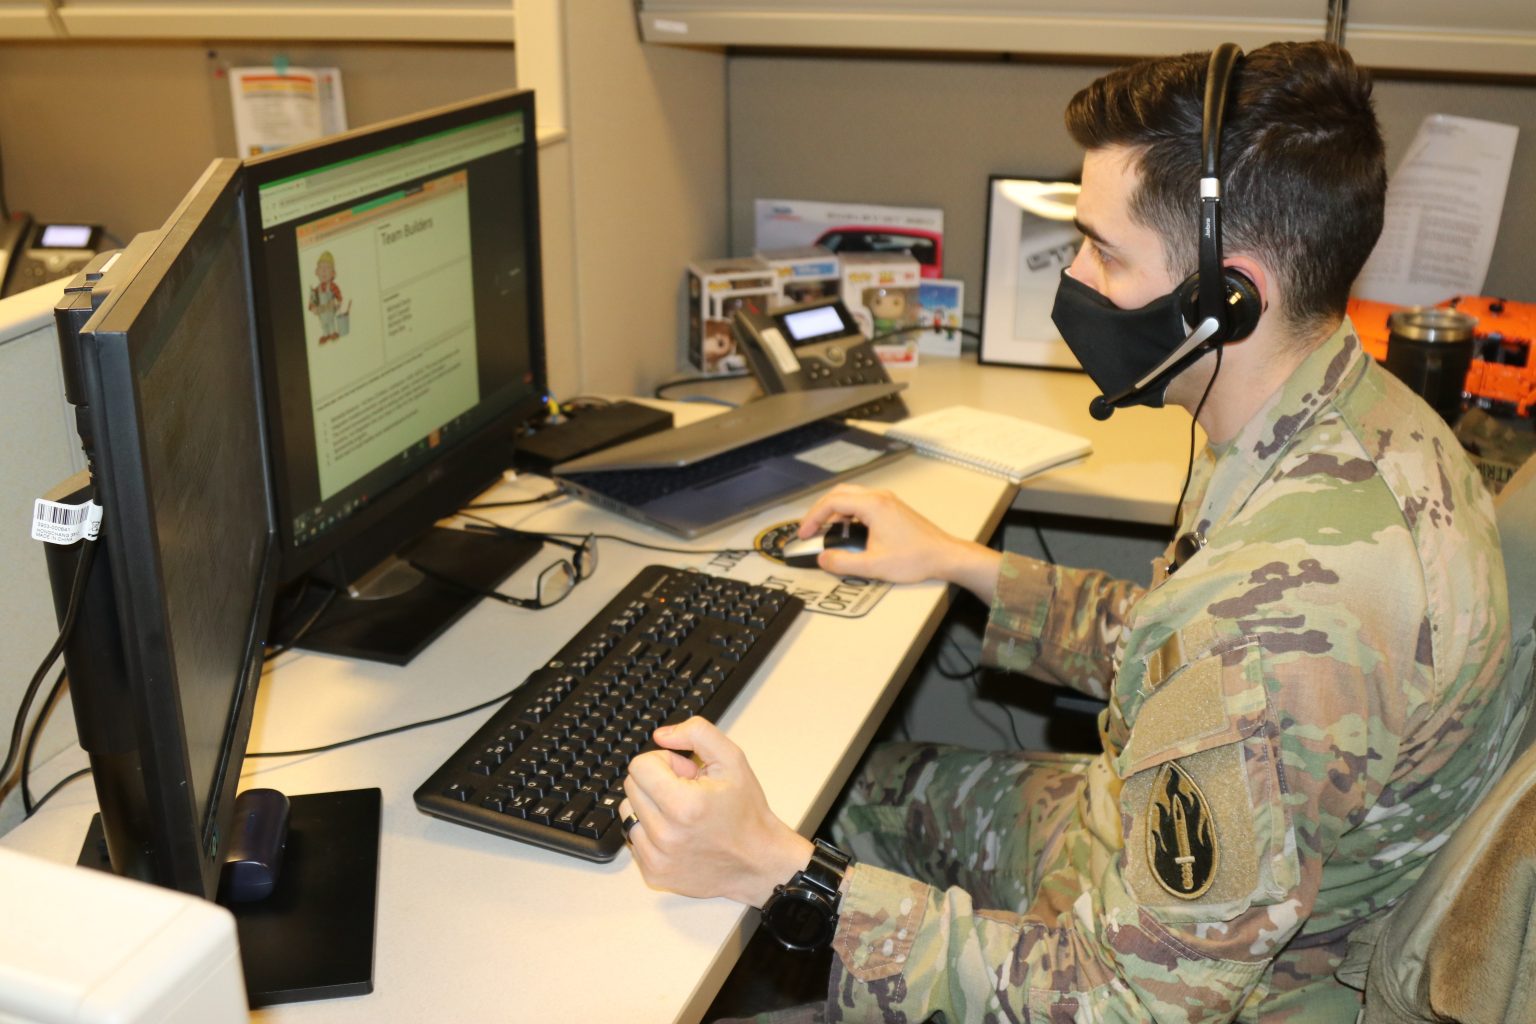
(1088, 43, 1263, 421)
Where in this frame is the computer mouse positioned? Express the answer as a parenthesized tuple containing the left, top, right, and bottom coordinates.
(780, 520, 869, 569)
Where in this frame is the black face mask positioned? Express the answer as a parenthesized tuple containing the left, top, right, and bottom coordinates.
(1050, 270, 1206, 415)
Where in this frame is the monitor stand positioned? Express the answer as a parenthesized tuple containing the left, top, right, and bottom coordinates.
(80, 788, 382, 1008)
(283, 525, 541, 665)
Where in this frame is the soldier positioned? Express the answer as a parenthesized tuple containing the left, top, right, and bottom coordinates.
(620, 41, 1522, 1021)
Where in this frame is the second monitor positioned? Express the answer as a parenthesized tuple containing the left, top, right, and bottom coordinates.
(244, 89, 549, 664)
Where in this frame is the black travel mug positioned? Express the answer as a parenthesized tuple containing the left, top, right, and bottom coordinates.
(1384, 308, 1476, 425)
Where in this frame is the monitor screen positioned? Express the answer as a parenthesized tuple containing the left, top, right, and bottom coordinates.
(55, 158, 277, 899)
(244, 90, 547, 663)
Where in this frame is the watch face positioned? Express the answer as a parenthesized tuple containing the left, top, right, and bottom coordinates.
(765, 889, 835, 952)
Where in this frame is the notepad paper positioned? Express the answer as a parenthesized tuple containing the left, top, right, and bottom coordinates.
(883, 405, 1091, 483)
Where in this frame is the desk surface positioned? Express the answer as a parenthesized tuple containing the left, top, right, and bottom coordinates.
(4, 358, 1192, 1022)
(888, 357, 1192, 527)
(5, 444, 1016, 1024)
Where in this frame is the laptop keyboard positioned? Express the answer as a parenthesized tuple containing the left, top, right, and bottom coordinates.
(413, 564, 803, 861)
(560, 418, 852, 507)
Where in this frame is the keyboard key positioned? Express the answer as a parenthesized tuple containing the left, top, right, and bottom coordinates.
(578, 808, 617, 839)
(553, 793, 596, 832)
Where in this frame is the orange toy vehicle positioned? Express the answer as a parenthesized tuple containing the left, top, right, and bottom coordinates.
(1346, 295, 1536, 418)
(1443, 296, 1536, 418)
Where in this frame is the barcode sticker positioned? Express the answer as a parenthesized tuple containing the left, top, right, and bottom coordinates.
(31, 498, 103, 545)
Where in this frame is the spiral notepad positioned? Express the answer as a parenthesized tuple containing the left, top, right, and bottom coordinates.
(883, 405, 1091, 483)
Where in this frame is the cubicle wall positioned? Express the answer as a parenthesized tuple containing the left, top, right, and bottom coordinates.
(726, 53, 1536, 314)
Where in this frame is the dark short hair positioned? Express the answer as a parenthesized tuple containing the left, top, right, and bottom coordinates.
(1065, 41, 1386, 337)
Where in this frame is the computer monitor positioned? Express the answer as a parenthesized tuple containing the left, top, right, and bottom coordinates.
(47, 159, 275, 900)
(244, 89, 549, 664)
(47, 159, 379, 1007)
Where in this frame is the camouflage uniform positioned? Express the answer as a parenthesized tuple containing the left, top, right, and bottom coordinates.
(815, 321, 1520, 1022)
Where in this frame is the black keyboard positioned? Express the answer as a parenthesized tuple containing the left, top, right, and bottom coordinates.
(414, 565, 804, 861)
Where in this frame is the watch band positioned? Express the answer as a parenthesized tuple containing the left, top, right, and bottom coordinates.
(799, 838, 851, 901)
(759, 839, 852, 953)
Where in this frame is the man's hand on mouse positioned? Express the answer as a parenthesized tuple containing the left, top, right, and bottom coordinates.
(620, 717, 812, 907)
(798, 484, 1001, 600)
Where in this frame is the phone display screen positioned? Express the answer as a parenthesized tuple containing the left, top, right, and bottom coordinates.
(778, 303, 855, 346)
(39, 224, 94, 249)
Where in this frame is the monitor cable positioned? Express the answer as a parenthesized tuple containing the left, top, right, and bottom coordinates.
(20, 668, 69, 816)
(246, 686, 519, 760)
(1, 539, 96, 800)
(652, 373, 749, 404)
(456, 511, 752, 558)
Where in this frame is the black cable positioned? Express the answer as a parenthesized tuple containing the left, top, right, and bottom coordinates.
(3, 540, 95, 789)
(245, 686, 517, 759)
(868, 324, 982, 346)
(653, 373, 749, 400)
(263, 580, 339, 663)
(463, 488, 565, 510)
(20, 668, 68, 815)
(1173, 346, 1224, 532)
(28, 767, 92, 817)
(1030, 514, 1057, 565)
(456, 512, 749, 558)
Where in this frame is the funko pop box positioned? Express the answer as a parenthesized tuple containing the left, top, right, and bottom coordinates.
(755, 245, 841, 310)
(840, 251, 922, 358)
(686, 257, 777, 375)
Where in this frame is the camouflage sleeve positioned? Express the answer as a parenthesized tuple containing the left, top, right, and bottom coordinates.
(826, 631, 1384, 1023)
(979, 551, 1145, 700)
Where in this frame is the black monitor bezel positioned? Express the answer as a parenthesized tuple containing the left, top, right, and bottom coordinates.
(76, 158, 279, 898)
(242, 88, 548, 586)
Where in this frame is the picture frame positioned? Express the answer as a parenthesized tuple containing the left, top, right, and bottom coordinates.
(979, 176, 1084, 369)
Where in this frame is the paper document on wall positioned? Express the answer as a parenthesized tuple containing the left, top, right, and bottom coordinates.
(1353, 114, 1518, 307)
(229, 66, 348, 157)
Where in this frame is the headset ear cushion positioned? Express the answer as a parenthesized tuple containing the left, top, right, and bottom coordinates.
(1177, 269, 1262, 343)
(1221, 269, 1262, 342)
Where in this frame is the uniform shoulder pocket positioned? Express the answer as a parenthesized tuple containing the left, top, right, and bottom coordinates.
(1116, 645, 1297, 921)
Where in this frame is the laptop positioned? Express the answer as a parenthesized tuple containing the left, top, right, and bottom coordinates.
(554, 383, 911, 538)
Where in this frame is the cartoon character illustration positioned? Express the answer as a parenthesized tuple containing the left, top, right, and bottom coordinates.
(865, 286, 910, 339)
(307, 251, 345, 344)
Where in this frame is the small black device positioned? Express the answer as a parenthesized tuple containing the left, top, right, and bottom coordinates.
(220, 789, 291, 903)
(1088, 43, 1261, 421)
(512, 400, 674, 475)
(760, 838, 852, 953)
(414, 564, 803, 861)
(734, 298, 908, 422)
(1, 216, 105, 297)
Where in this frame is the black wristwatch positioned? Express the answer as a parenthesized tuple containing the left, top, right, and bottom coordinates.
(759, 839, 852, 952)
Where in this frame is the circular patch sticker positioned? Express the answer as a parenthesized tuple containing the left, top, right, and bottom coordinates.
(753, 519, 803, 565)
(1146, 760, 1219, 900)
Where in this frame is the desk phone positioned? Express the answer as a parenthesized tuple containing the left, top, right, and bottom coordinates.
(734, 299, 908, 422)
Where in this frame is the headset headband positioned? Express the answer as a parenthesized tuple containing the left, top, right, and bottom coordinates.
(1198, 43, 1244, 332)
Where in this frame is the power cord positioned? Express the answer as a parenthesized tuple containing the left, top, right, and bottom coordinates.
(29, 767, 91, 816)
(20, 668, 68, 815)
(652, 374, 749, 402)
(456, 511, 751, 558)
(246, 686, 518, 760)
(263, 579, 340, 663)
(2, 539, 96, 798)
(869, 324, 982, 345)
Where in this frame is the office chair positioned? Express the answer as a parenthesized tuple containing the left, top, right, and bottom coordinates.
(1338, 454, 1536, 1023)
